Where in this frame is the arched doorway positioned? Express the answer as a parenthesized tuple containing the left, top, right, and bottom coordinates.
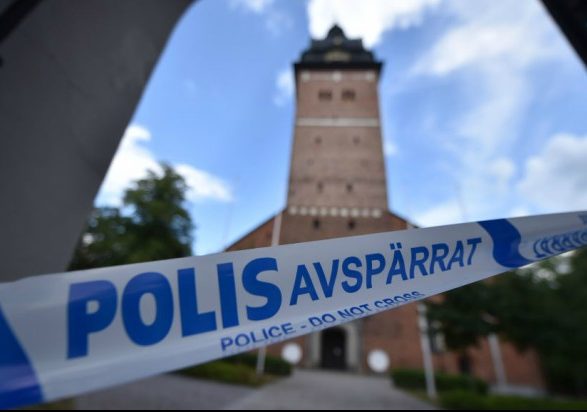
(321, 327, 347, 370)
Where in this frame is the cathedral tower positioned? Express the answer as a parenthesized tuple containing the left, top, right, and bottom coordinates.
(288, 24, 387, 215)
(279, 24, 406, 248)
(227, 25, 544, 390)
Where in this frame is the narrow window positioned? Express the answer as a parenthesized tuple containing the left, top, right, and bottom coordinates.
(313, 219, 321, 230)
(346, 183, 353, 193)
(353, 136, 360, 145)
(348, 220, 356, 230)
(315, 136, 322, 145)
(317, 182, 323, 193)
(318, 89, 332, 101)
(342, 89, 356, 101)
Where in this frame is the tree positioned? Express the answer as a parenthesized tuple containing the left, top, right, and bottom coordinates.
(69, 163, 194, 270)
(68, 207, 132, 269)
(427, 249, 587, 396)
(495, 249, 587, 396)
(427, 282, 497, 351)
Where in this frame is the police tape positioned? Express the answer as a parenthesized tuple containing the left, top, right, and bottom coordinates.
(1, 211, 586, 408)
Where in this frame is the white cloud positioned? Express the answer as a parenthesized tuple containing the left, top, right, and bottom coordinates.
(508, 206, 530, 218)
(231, 0, 274, 14)
(176, 164, 233, 203)
(409, 0, 574, 225)
(517, 133, 587, 212)
(487, 157, 516, 191)
(414, 199, 464, 227)
(413, 0, 559, 148)
(307, 0, 440, 47)
(230, 0, 292, 35)
(96, 124, 232, 206)
(273, 68, 294, 106)
(97, 125, 159, 206)
(411, 1, 560, 156)
(384, 140, 398, 157)
(412, 1, 558, 77)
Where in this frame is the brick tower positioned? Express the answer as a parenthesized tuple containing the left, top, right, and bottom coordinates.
(227, 25, 544, 391)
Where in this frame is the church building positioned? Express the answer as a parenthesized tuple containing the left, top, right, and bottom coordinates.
(227, 25, 544, 391)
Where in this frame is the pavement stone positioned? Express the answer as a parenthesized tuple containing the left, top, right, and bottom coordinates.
(224, 369, 436, 410)
(74, 369, 437, 410)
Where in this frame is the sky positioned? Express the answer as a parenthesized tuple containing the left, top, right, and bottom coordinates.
(95, 0, 587, 256)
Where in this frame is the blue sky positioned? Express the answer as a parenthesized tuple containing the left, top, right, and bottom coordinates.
(95, 0, 587, 256)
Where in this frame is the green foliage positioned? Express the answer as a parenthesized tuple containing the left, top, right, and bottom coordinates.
(439, 390, 587, 410)
(426, 248, 587, 396)
(69, 164, 193, 270)
(177, 361, 269, 387)
(226, 353, 292, 376)
(67, 207, 133, 269)
(176, 353, 290, 387)
(427, 282, 497, 350)
(391, 368, 487, 394)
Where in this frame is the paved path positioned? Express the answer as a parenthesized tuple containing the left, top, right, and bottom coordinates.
(226, 370, 435, 410)
(75, 369, 435, 410)
(75, 374, 254, 410)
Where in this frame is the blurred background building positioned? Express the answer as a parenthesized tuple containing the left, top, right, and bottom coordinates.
(227, 25, 544, 392)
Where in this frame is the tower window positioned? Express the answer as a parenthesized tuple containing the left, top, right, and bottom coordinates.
(313, 219, 321, 230)
(342, 89, 356, 101)
(348, 220, 356, 230)
(346, 183, 353, 193)
(317, 182, 324, 193)
(318, 89, 332, 101)
(353, 136, 360, 145)
(315, 136, 322, 145)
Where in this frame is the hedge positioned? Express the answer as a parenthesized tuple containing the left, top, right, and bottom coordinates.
(225, 353, 292, 376)
(177, 360, 267, 387)
(439, 390, 587, 410)
(391, 368, 488, 394)
(177, 353, 292, 387)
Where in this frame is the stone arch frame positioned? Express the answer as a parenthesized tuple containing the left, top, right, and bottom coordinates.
(308, 321, 362, 372)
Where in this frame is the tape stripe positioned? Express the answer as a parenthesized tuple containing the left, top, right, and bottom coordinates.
(0, 211, 585, 409)
(0, 307, 43, 409)
(478, 219, 533, 268)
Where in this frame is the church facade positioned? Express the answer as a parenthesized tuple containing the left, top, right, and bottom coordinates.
(227, 26, 544, 391)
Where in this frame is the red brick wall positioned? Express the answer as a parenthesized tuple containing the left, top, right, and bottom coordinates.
(223, 65, 544, 390)
(288, 69, 388, 211)
(295, 70, 380, 119)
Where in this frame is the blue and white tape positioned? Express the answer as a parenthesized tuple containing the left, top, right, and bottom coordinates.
(1, 211, 586, 409)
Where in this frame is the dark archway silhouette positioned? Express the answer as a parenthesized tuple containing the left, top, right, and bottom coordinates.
(321, 327, 347, 370)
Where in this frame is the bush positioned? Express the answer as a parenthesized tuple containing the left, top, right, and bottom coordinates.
(391, 368, 488, 394)
(177, 360, 267, 387)
(177, 353, 292, 387)
(439, 390, 587, 410)
(226, 353, 292, 376)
